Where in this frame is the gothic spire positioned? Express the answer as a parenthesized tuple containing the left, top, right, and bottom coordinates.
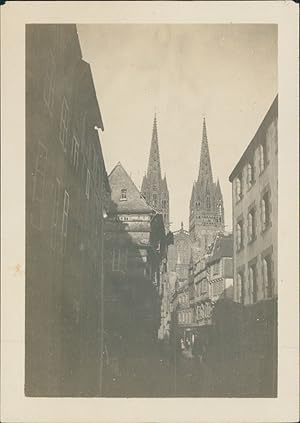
(198, 117, 213, 184)
(146, 114, 162, 182)
(216, 178, 223, 201)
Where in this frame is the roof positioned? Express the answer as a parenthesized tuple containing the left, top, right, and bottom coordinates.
(207, 233, 233, 265)
(108, 162, 156, 214)
(78, 60, 104, 131)
(229, 95, 278, 182)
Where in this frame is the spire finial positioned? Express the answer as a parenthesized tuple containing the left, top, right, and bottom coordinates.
(181, 221, 183, 230)
(202, 116, 207, 141)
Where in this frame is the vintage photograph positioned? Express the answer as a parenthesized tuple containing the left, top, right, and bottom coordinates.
(25, 23, 278, 398)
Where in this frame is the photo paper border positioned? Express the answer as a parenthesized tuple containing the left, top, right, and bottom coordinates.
(1, 1, 299, 422)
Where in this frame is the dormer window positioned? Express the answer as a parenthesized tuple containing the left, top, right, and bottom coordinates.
(120, 189, 127, 201)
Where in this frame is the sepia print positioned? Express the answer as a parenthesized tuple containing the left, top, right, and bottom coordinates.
(25, 22, 278, 398)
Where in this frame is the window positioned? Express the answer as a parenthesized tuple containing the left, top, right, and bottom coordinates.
(61, 190, 69, 254)
(217, 202, 223, 216)
(86, 169, 90, 199)
(80, 111, 87, 144)
(262, 191, 270, 231)
(235, 176, 242, 201)
(249, 264, 257, 303)
(162, 199, 167, 208)
(247, 163, 254, 189)
(237, 220, 244, 251)
(71, 135, 79, 169)
(263, 256, 273, 298)
(259, 143, 267, 173)
(248, 208, 256, 242)
(200, 304, 205, 319)
(153, 193, 158, 207)
(31, 143, 48, 229)
(59, 97, 69, 150)
(43, 51, 55, 112)
(112, 247, 128, 272)
(204, 303, 210, 318)
(51, 178, 60, 250)
(120, 189, 127, 201)
(236, 271, 244, 303)
(206, 195, 211, 209)
(213, 262, 220, 275)
(202, 279, 208, 293)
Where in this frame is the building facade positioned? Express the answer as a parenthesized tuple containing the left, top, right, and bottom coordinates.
(229, 96, 278, 307)
(190, 233, 233, 351)
(103, 162, 170, 394)
(166, 223, 193, 342)
(228, 95, 278, 396)
(189, 118, 224, 257)
(26, 24, 110, 396)
(170, 230, 233, 352)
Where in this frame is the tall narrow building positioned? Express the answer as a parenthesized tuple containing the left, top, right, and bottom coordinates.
(141, 115, 170, 231)
(189, 118, 224, 256)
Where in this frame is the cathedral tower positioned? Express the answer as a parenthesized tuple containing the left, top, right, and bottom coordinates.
(141, 114, 170, 231)
(189, 118, 224, 256)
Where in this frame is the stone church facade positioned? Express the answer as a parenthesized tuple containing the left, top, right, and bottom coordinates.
(189, 118, 224, 258)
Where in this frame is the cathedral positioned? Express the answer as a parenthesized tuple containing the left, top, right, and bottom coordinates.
(141, 115, 170, 231)
(189, 118, 224, 257)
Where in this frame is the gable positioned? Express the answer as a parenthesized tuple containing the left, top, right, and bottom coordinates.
(109, 162, 155, 214)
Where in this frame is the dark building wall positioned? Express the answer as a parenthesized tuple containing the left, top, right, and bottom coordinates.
(26, 24, 110, 396)
(103, 164, 169, 393)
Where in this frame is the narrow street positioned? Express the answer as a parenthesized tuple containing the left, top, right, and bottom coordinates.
(103, 343, 217, 397)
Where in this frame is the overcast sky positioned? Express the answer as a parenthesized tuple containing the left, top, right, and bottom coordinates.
(77, 24, 277, 231)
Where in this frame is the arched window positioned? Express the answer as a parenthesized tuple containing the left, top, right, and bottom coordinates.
(247, 163, 254, 188)
(259, 143, 266, 172)
(236, 176, 242, 200)
(263, 256, 273, 298)
(247, 209, 255, 242)
(237, 221, 243, 250)
(217, 202, 223, 218)
(249, 265, 257, 304)
(206, 195, 211, 209)
(153, 193, 158, 207)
